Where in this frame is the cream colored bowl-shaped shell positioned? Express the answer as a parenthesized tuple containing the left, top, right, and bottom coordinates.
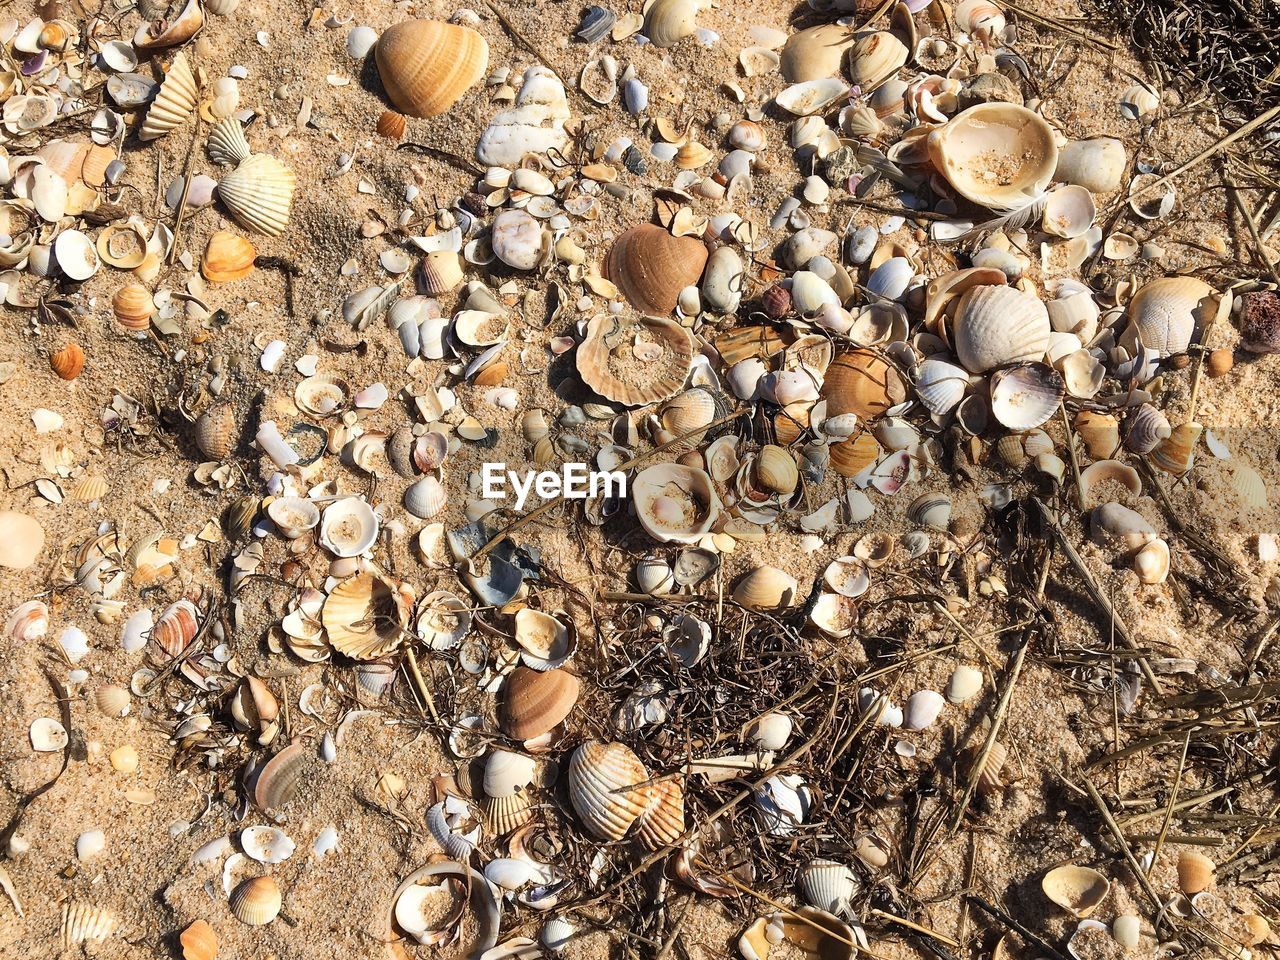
(644, 0, 702, 48)
(952, 284, 1051, 373)
(141, 52, 198, 141)
(217, 153, 296, 237)
(631, 463, 722, 544)
(576, 313, 694, 407)
(1126, 276, 1219, 357)
(780, 23, 856, 82)
(375, 20, 488, 118)
(928, 103, 1058, 213)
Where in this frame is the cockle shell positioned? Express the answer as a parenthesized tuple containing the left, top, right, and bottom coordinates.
(798, 860, 858, 916)
(217, 153, 296, 237)
(780, 23, 855, 82)
(914, 355, 970, 415)
(375, 20, 488, 117)
(322, 572, 409, 660)
(1124, 404, 1170, 454)
(821, 349, 908, 420)
(404, 476, 448, 519)
(989, 362, 1064, 430)
(644, 0, 701, 47)
(607, 224, 709, 315)
(202, 230, 255, 283)
(194, 404, 236, 458)
(568, 740, 685, 850)
(928, 104, 1058, 213)
(952, 284, 1051, 373)
(1042, 865, 1110, 918)
(847, 31, 909, 92)
(732, 566, 800, 610)
(631, 464, 722, 544)
(141, 53, 198, 140)
(1126, 276, 1219, 357)
(485, 749, 537, 797)
(577, 313, 694, 407)
(207, 117, 252, 166)
(230, 876, 282, 925)
(503, 666, 579, 740)
(62, 902, 118, 948)
(50, 342, 85, 380)
(179, 920, 218, 960)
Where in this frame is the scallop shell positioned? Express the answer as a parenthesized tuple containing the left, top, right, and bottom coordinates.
(1042, 865, 1110, 918)
(847, 31, 909, 92)
(322, 572, 409, 660)
(113, 283, 155, 329)
(484, 791, 534, 835)
(62, 902, 118, 948)
(375, 20, 488, 117)
(404, 476, 448, 519)
(732, 566, 800, 610)
(644, 0, 700, 48)
(502, 666, 579, 741)
(928, 103, 1058, 213)
(989, 362, 1064, 431)
(631, 463, 722, 544)
(217, 153, 296, 237)
(207, 116, 253, 166)
(51, 342, 85, 380)
(1126, 276, 1219, 357)
(821, 349, 908, 420)
(140, 52, 198, 140)
(1123, 404, 1170, 454)
(179, 920, 218, 960)
(780, 23, 855, 82)
(578, 313, 694, 408)
(607, 224, 709, 315)
(202, 230, 255, 283)
(154, 599, 200, 657)
(230, 876, 282, 926)
(952, 284, 1051, 373)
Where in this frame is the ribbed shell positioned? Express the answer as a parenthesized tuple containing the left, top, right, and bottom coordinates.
(989, 362, 1064, 430)
(375, 20, 488, 118)
(483, 792, 534, 835)
(217, 153, 296, 237)
(113, 283, 155, 329)
(322, 573, 408, 660)
(140, 52, 198, 140)
(634, 778, 685, 850)
(577, 313, 693, 407)
(194, 405, 235, 458)
(62, 902, 117, 948)
(799, 860, 858, 914)
(606, 224, 709, 315)
(953, 285, 1051, 373)
(568, 740, 653, 841)
(154, 599, 200, 657)
(1127, 276, 1216, 357)
(732, 566, 800, 610)
(643, 0, 700, 48)
(503, 666, 580, 740)
(821, 349, 908, 420)
(230, 876, 282, 925)
(207, 117, 252, 166)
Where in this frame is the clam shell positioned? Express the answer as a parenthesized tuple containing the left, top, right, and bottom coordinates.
(945, 664, 983, 703)
(781, 24, 855, 82)
(775, 77, 850, 116)
(404, 476, 448, 519)
(50, 342, 85, 380)
(6, 600, 49, 642)
(1055, 137, 1127, 194)
(266, 496, 320, 539)
(319, 497, 379, 557)
(928, 104, 1058, 213)
(953, 284, 1051, 373)
(632, 464, 722, 544)
(113, 283, 155, 329)
(230, 876, 282, 926)
(1133, 538, 1169, 585)
(732, 566, 800, 610)
(1150, 421, 1201, 475)
(1073, 411, 1120, 459)
(821, 349, 908, 420)
(568, 740, 683, 849)
(140, 52, 198, 140)
(154, 599, 200, 657)
(1042, 185, 1096, 239)
(577, 313, 694, 407)
(322, 572, 408, 660)
(502, 666, 579, 740)
(202, 230, 256, 283)
(810, 593, 858, 637)
(830, 433, 881, 478)
(1123, 404, 1170, 454)
(989, 362, 1064, 431)
(799, 860, 858, 915)
(53, 229, 98, 281)
(375, 20, 488, 117)
(607, 224, 709, 315)
(902, 689, 945, 730)
(1042, 865, 1110, 918)
(62, 902, 118, 948)
(636, 555, 676, 595)
(485, 749, 537, 797)
(1127, 276, 1218, 357)
(295, 374, 350, 417)
(740, 908, 854, 960)
(847, 31, 908, 91)
(914, 355, 971, 416)
(207, 116, 253, 166)
(643, 0, 700, 47)
(134, 0, 204, 50)
(906, 493, 951, 530)
(217, 153, 296, 237)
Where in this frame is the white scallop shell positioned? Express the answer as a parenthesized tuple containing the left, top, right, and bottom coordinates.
(989, 362, 1064, 430)
(207, 117, 253, 166)
(404, 476, 448, 519)
(140, 52, 198, 141)
(914, 355, 970, 416)
(799, 859, 858, 915)
(217, 153, 296, 237)
(1126, 276, 1218, 357)
(952, 285, 1051, 373)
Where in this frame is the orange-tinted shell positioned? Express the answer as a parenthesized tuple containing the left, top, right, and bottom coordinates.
(606, 224, 710, 315)
(821, 349, 908, 420)
(374, 20, 489, 118)
(830, 432, 882, 477)
(112, 283, 155, 329)
(376, 110, 407, 140)
(502, 667, 579, 740)
(154, 599, 200, 657)
(179, 919, 218, 960)
(201, 230, 256, 283)
(51, 342, 85, 380)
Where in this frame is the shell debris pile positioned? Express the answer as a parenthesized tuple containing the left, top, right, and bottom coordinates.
(1, 0, 1280, 957)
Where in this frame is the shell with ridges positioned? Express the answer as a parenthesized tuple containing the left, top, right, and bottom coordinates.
(606, 224, 709, 315)
(113, 283, 155, 329)
(51, 342, 85, 380)
(821, 349, 908, 420)
(989, 362, 1063, 431)
(1123, 404, 1170, 454)
(202, 230, 255, 283)
(140, 53, 198, 141)
(322, 572, 409, 660)
(62, 902, 118, 948)
(643, 0, 701, 48)
(207, 117, 252, 166)
(577, 313, 694, 407)
(230, 876, 282, 926)
(953, 284, 1051, 373)
(217, 153, 296, 237)
(375, 20, 489, 118)
(1126, 276, 1219, 357)
(847, 31, 909, 91)
(502, 666, 579, 740)
(732, 566, 800, 610)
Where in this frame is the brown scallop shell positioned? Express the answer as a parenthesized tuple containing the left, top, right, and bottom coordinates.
(821, 349, 908, 420)
(51, 342, 85, 380)
(576, 313, 694, 407)
(374, 20, 489, 118)
(606, 223, 709, 315)
(502, 666, 579, 741)
(322, 572, 410, 660)
(376, 109, 407, 140)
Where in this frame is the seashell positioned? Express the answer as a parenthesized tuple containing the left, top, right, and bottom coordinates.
(134, 0, 204, 50)
(253, 743, 307, 811)
(207, 117, 253, 166)
(644, 0, 701, 47)
(945, 664, 983, 703)
(320, 497, 379, 557)
(322, 572, 409, 660)
(295, 374, 350, 417)
(1059, 350, 1104, 400)
(989, 362, 1064, 430)
(631, 463, 721, 544)
(701, 246, 744, 314)
(732, 566, 800, 611)
(1055, 137, 1127, 194)
(789, 271, 840, 314)
(775, 77, 850, 116)
(607, 224, 709, 315)
(799, 860, 858, 915)
(830, 433, 881, 478)
(62, 902, 118, 948)
(404, 476, 448, 519)
(1174, 850, 1214, 894)
(953, 284, 1051, 372)
(568, 741, 684, 849)
(193, 405, 235, 459)
(491, 209, 546, 270)
(810, 593, 858, 637)
(179, 920, 218, 960)
(6, 600, 49, 643)
(31, 716, 68, 752)
(956, 0, 1007, 37)
(267, 496, 320, 539)
(1047, 289, 1100, 342)
(907, 493, 951, 530)
(1090, 502, 1156, 552)
(847, 31, 909, 92)
(822, 349, 909, 420)
(903, 690, 945, 730)
(485, 792, 534, 836)
(1112, 915, 1140, 950)
(637, 555, 676, 595)
(928, 104, 1058, 213)
(73, 476, 109, 501)
(1133, 538, 1169, 585)
(393, 861, 499, 950)
(1241, 915, 1270, 947)
(376, 109, 407, 140)
(1042, 865, 1109, 918)
(141, 53, 198, 140)
(53, 229, 99, 281)
(202, 230, 255, 283)
(1074, 412, 1120, 459)
(230, 876, 282, 926)
(50, 342, 85, 380)
(375, 20, 488, 117)
(1150, 421, 1201, 476)
(217, 153, 296, 237)
(241, 825, 295, 864)
(913, 355, 970, 416)
(420, 250, 464, 294)
(416, 590, 471, 649)
(576, 5, 616, 41)
(1126, 277, 1219, 357)
(755, 445, 799, 495)
(476, 66, 571, 166)
(781, 24, 856, 82)
(154, 599, 200, 657)
(579, 56, 618, 104)
(502, 666, 579, 740)
(1230, 462, 1267, 510)
(1042, 185, 1096, 239)
(1128, 173, 1175, 220)
(113, 283, 155, 330)
(542, 918, 577, 954)
(747, 713, 793, 752)
(1124, 404, 1170, 455)
(854, 532, 894, 567)
(485, 749, 537, 797)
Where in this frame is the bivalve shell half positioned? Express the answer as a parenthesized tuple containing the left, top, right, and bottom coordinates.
(1126, 276, 1218, 357)
(847, 31, 908, 92)
(775, 77, 850, 116)
(322, 572, 409, 660)
(1124, 404, 1170, 455)
(404, 476, 448, 519)
(606, 224, 709, 315)
(568, 740, 682, 849)
(230, 876, 282, 926)
(914, 355, 970, 416)
(179, 919, 218, 960)
(953, 284, 1051, 372)
(319, 497, 379, 557)
(732, 566, 800, 611)
(502, 666, 579, 740)
(62, 902, 118, 948)
(927, 104, 1058, 213)
(989, 362, 1063, 431)
(781, 24, 856, 82)
(1041, 865, 1110, 918)
(821, 349, 908, 420)
(644, 0, 701, 48)
(194, 404, 236, 458)
(1176, 850, 1214, 894)
(578, 313, 694, 407)
(266, 496, 320, 539)
(141, 53, 198, 141)
(217, 153, 296, 237)
(50, 342, 85, 380)
(154, 599, 200, 657)
(375, 20, 489, 117)
(798, 860, 858, 915)
(631, 464, 721, 544)
(1042, 185, 1096, 239)
(113, 283, 155, 330)
(202, 230, 256, 283)
(207, 116, 253, 165)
